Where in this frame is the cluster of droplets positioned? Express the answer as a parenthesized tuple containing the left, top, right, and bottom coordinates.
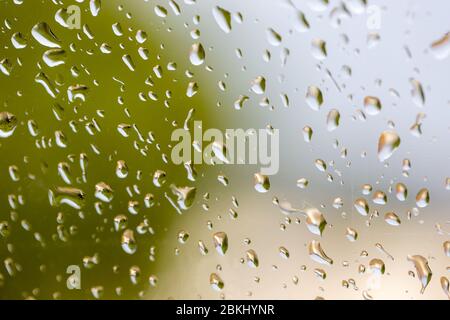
(0, 0, 449, 300)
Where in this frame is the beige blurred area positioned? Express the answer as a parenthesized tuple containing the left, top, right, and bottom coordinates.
(0, 0, 449, 300)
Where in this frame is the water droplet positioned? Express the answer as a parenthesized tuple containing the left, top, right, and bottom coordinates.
(143, 194, 155, 209)
(0, 59, 12, 76)
(407, 255, 432, 294)
(153, 170, 167, 187)
(169, 0, 181, 15)
(303, 207, 327, 236)
(441, 276, 450, 299)
(254, 173, 270, 193)
(31, 22, 60, 48)
(67, 84, 89, 102)
(184, 161, 197, 181)
(170, 184, 196, 210)
(11, 32, 27, 49)
(121, 229, 137, 255)
(177, 230, 189, 244)
(90, 0, 101, 16)
(55, 130, 68, 148)
(246, 249, 259, 268)
(212, 6, 232, 33)
(43, 49, 67, 67)
(234, 95, 249, 110)
(307, 0, 329, 11)
(444, 241, 450, 257)
(364, 96, 382, 115)
(279, 246, 290, 259)
(95, 182, 114, 203)
(122, 54, 135, 71)
(326, 109, 340, 131)
(367, 32, 381, 48)
(302, 126, 313, 142)
(308, 240, 333, 265)
(91, 286, 104, 299)
(114, 215, 128, 232)
(295, 11, 310, 32)
(384, 212, 401, 226)
(372, 190, 387, 205)
(112, 22, 123, 36)
(445, 178, 450, 190)
(266, 28, 282, 46)
(354, 198, 369, 216)
(210, 273, 224, 291)
(395, 183, 408, 201)
(306, 86, 323, 111)
(8, 165, 20, 182)
(48, 187, 86, 209)
(362, 184, 373, 195)
(0, 221, 10, 238)
(362, 290, 373, 300)
(311, 39, 327, 60)
(410, 79, 425, 107)
(136, 30, 148, 44)
(189, 43, 205, 66)
(377, 131, 401, 162)
(116, 160, 128, 178)
(199, 240, 209, 255)
(57, 162, 72, 184)
(55, 8, 73, 29)
(212, 141, 229, 163)
(186, 81, 198, 97)
(314, 159, 326, 172)
(149, 275, 158, 287)
(154, 5, 168, 17)
(333, 197, 343, 209)
(297, 178, 309, 189)
(369, 258, 385, 275)
(430, 32, 450, 60)
(346, 227, 358, 241)
(213, 232, 228, 256)
(128, 201, 140, 215)
(415, 188, 430, 208)
(251, 76, 266, 95)
(0, 112, 17, 138)
(402, 159, 411, 172)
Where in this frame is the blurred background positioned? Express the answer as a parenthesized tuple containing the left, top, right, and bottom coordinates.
(0, 0, 449, 299)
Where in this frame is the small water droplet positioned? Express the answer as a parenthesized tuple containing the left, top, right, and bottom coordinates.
(31, 22, 60, 48)
(213, 232, 228, 256)
(384, 212, 401, 226)
(266, 28, 282, 46)
(189, 43, 205, 66)
(369, 258, 385, 275)
(0, 112, 18, 138)
(121, 229, 137, 255)
(430, 32, 450, 60)
(354, 198, 369, 216)
(346, 227, 358, 241)
(415, 188, 430, 208)
(212, 6, 232, 33)
(254, 173, 270, 193)
(306, 86, 323, 111)
(245, 249, 259, 268)
(210, 273, 224, 291)
(95, 182, 114, 203)
(311, 38, 327, 60)
(364, 96, 382, 115)
(308, 240, 333, 265)
(378, 131, 401, 162)
(303, 207, 327, 236)
(407, 255, 432, 294)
